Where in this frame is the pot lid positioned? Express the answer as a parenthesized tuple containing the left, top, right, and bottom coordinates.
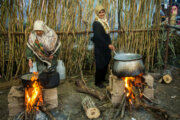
(114, 53, 142, 61)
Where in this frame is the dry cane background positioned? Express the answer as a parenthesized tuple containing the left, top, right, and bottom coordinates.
(0, 0, 161, 80)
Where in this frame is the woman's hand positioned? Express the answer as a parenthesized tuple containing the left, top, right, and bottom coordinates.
(108, 44, 115, 51)
(28, 59, 33, 68)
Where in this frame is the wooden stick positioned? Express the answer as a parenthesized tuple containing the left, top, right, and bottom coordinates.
(31, 110, 36, 120)
(40, 106, 56, 120)
(75, 80, 106, 101)
(29, 110, 35, 120)
(25, 111, 28, 120)
(120, 97, 126, 118)
(78, 59, 86, 86)
(113, 93, 126, 120)
(17, 111, 25, 120)
(142, 93, 153, 103)
(132, 86, 169, 119)
(165, 24, 180, 30)
(143, 104, 169, 120)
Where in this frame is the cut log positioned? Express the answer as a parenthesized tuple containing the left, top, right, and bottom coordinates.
(163, 74, 172, 84)
(82, 96, 100, 119)
(162, 70, 173, 84)
(75, 80, 105, 101)
(149, 71, 172, 84)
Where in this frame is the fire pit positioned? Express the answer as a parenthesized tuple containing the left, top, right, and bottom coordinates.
(108, 53, 146, 106)
(9, 72, 57, 120)
(107, 53, 168, 119)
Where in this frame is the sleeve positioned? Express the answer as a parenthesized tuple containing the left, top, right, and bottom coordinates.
(25, 46, 34, 60)
(93, 22, 105, 43)
(106, 34, 111, 45)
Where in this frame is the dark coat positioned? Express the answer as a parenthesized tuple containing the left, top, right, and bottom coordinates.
(92, 21, 111, 69)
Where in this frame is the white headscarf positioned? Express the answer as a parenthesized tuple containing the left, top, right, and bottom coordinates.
(28, 20, 58, 51)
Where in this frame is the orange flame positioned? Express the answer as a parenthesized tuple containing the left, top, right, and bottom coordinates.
(25, 72, 43, 112)
(122, 73, 143, 104)
(123, 76, 135, 97)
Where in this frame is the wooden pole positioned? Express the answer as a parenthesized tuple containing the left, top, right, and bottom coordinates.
(0, 29, 161, 35)
(164, 0, 172, 69)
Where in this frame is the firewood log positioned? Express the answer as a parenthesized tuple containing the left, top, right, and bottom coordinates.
(162, 74, 172, 84)
(82, 96, 100, 119)
(40, 106, 56, 120)
(159, 70, 173, 84)
(132, 86, 169, 120)
(149, 70, 172, 84)
(120, 97, 126, 118)
(75, 80, 106, 101)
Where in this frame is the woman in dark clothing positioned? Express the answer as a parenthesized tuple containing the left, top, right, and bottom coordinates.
(92, 5, 115, 88)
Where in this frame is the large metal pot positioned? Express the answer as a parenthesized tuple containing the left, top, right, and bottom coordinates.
(112, 53, 145, 77)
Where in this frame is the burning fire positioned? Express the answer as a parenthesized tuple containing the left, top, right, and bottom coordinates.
(25, 72, 43, 112)
(121, 73, 143, 104)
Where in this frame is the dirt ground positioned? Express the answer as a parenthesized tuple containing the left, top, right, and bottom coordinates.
(0, 66, 180, 120)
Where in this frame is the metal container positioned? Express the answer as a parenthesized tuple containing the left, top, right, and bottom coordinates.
(21, 73, 35, 88)
(112, 53, 145, 77)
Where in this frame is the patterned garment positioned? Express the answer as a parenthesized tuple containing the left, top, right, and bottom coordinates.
(27, 20, 61, 67)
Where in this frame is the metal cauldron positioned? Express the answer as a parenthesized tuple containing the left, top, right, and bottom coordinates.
(112, 53, 145, 77)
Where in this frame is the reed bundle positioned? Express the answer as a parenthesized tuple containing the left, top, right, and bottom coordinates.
(0, 0, 161, 80)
